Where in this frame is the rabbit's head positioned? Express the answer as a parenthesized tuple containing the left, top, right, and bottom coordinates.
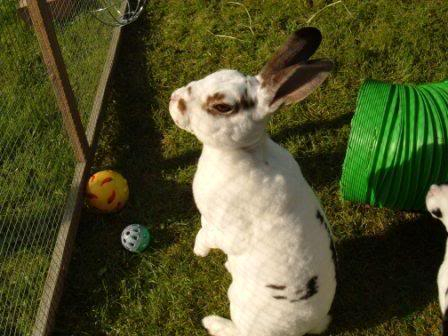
(426, 184, 448, 228)
(169, 27, 333, 148)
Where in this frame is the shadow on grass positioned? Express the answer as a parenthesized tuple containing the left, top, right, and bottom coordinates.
(272, 112, 352, 190)
(54, 12, 197, 334)
(299, 148, 346, 190)
(100, 17, 196, 250)
(326, 142, 448, 332)
(272, 112, 353, 144)
(331, 214, 445, 333)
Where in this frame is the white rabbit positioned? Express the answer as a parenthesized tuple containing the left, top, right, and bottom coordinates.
(426, 184, 448, 336)
(169, 27, 336, 336)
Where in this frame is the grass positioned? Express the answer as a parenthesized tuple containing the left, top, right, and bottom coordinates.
(0, 2, 114, 334)
(48, 0, 448, 335)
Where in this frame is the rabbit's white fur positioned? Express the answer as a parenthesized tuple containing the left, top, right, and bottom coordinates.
(426, 184, 448, 335)
(169, 28, 336, 336)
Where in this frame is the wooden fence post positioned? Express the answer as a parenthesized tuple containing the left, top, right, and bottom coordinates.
(27, 0, 89, 162)
(27, 1, 126, 333)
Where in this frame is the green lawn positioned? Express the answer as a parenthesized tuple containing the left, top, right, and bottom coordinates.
(55, 1, 448, 335)
(0, 2, 114, 334)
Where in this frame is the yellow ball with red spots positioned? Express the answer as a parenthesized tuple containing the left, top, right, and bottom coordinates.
(86, 170, 129, 212)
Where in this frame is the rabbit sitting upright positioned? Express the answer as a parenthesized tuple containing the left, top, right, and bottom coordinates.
(169, 27, 336, 336)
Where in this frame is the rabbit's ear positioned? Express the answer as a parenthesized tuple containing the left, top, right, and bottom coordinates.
(272, 59, 333, 105)
(259, 27, 322, 80)
(256, 59, 333, 117)
(255, 27, 332, 118)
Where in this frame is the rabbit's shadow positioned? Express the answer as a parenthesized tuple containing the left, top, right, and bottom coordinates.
(272, 112, 352, 190)
(272, 112, 352, 143)
(329, 214, 445, 333)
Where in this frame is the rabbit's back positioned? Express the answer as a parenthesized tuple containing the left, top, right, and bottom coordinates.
(193, 138, 336, 335)
(193, 137, 333, 260)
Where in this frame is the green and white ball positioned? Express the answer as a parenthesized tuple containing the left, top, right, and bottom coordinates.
(121, 224, 151, 253)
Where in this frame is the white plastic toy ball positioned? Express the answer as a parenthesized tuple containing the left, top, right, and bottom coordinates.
(121, 224, 151, 253)
(92, 0, 147, 27)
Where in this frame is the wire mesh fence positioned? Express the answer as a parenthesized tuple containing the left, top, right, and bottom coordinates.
(0, 1, 119, 334)
(51, 0, 121, 125)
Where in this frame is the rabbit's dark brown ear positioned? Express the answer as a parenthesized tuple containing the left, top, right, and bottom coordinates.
(255, 28, 332, 117)
(259, 27, 322, 81)
(270, 59, 333, 106)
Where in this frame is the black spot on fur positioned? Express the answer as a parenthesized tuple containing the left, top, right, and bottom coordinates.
(266, 284, 286, 290)
(316, 210, 325, 224)
(330, 240, 337, 263)
(299, 276, 318, 300)
(273, 295, 287, 300)
(240, 90, 256, 110)
(316, 209, 338, 267)
(432, 208, 443, 218)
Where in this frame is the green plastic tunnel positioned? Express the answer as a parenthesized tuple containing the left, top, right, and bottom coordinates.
(340, 79, 448, 210)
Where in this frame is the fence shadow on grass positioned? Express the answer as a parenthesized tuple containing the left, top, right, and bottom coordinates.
(54, 11, 199, 334)
(102, 22, 197, 252)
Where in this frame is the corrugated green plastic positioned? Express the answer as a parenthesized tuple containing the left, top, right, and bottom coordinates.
(340, 79, 448, 210)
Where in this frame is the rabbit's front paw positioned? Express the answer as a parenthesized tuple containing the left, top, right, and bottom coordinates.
(202, 315, 238, 336)
(194, 229, 211, 257)
(194, 241, 210, 257)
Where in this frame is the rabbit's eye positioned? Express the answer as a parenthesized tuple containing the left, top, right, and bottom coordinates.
(213, 103, 233, 114)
